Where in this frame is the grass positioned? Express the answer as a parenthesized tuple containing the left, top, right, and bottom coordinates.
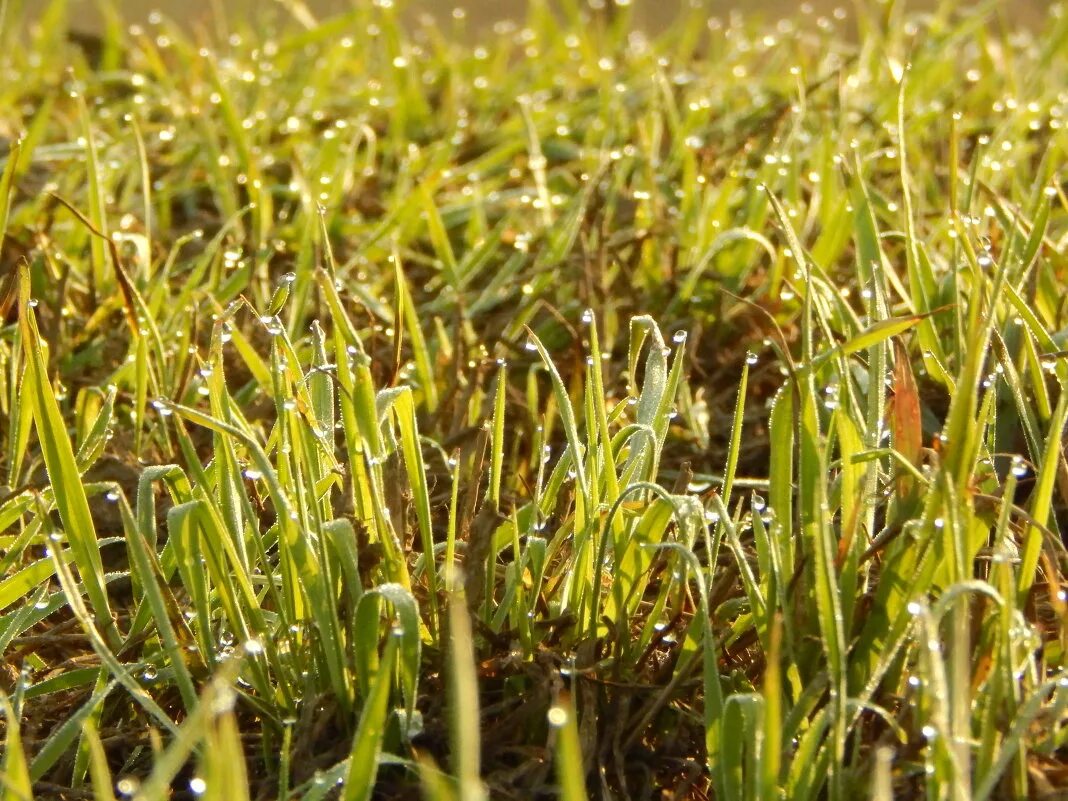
(0, 0, 1066, 798)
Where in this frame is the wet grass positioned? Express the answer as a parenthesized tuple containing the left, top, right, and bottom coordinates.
(0, 0, 1067, 799)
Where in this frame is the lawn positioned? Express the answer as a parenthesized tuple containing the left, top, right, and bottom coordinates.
(0, 0, 1066, 799)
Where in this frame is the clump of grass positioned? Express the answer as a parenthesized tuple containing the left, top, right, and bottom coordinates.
(0, 0, 1066, 798)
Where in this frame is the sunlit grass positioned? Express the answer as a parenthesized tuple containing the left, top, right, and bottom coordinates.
(0, 0, 1067, 798)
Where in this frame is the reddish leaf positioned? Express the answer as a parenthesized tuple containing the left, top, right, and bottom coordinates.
(889, 338, 922, 498)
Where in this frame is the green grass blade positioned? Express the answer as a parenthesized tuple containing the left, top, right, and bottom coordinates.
(550, 692, 589, 801)
(16, 266, 116, 645)
(0, 692, 33, 801)
(447, 592, 486, 801)
(342, 636, 399, 801)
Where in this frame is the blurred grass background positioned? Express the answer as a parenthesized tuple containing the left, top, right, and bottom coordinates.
(62, 0, 1046, 35)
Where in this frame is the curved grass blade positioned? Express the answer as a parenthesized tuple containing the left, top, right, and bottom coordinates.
(16, 265, 116, 645)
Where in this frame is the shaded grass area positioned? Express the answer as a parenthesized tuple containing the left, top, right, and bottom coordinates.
(0, 0, 1067, 799)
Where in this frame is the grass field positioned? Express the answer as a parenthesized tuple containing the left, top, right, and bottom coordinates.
(0, 1, 1066, 799)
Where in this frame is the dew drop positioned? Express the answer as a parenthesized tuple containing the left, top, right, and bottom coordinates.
(546, 706, 568, 727)
(116, 777, 141, 797)
(1010, 456, 1029, 478)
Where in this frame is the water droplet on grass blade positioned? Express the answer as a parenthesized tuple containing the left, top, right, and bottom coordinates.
(546, 706, 568, 727)
(116, 777, 141, 797)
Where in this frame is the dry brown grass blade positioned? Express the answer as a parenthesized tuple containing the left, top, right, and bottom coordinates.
(889, 337, 923, 500)
(48, 192, 141, 340)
